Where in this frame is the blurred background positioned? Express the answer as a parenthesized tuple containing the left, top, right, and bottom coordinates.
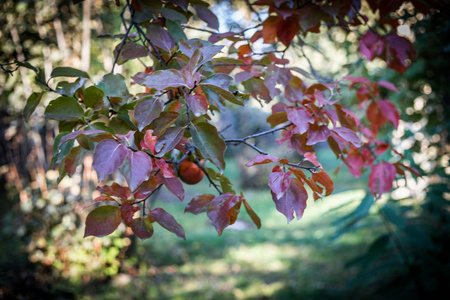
(0, 0, 449, 299)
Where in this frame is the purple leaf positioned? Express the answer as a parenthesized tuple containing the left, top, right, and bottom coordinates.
(154, 127, 185, 156)
(332, 127, 362, 147)
(93, 139, 130, 181)
(202, 73, 232, 90)
(134, 97, 164, 131)
(199, 44, 224, 65)
(122, 151, 153, 191)
(194, 5, 219, 30)
(377, 81, 398, 92)
(264, 65, 292, 98)
(207, 193, 242, 235)
(135, 69, 188, 91)
(268, 171, 292, 199)
(286, 108, 314, 134)
(185, 194, 215, 215)
(271, 179, 308, 223)
(156, 173, 185, 201)
(149, 208, 186, 240)
(146, 25, 175, 52)
(185, 94, 209, 117)
(307, 124, 331, 145)
(246, 154, 280, 167)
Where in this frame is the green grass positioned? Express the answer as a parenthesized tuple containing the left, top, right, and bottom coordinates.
(74, 154, 377, 299)
(61, 152, 380, 299)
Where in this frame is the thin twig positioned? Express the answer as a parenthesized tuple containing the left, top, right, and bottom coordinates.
(181, 24, 217, 34)
(225, 139, 268, 155)
(111, 21, 133, 73)
(245, 0, 262, 22)
(134, 22, 168, 66)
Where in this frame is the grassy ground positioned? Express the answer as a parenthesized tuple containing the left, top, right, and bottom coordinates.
(74, 153, 381, 300)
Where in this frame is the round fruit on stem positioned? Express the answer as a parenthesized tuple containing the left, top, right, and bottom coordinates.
(178, 159, 204, 185)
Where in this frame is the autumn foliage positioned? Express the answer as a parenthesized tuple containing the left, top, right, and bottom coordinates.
(20, 0, 431, 240)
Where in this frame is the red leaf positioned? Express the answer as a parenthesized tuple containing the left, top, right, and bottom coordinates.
(121, 202, 139, 226)
(133, 176, 158, 199)
(290, 168, 323, 199)
(93, 195, 116, 203)
(271, 178, 308, 223)
(84, 205, 121, 237)
(65, 146, 86, 176)
(268, 170, 292, 199)
(307, 124, 331, 145)
(131, 217, 154, 240)
(369, 162, 397, 199)
(366, 101, 385, 135)
(185, 194, 215, 215)
(311, 171, 334, 196)
(93, 139, 130, 181)
(155, 159, 175, 178)
(245, 154, 280, 167)
(207, 193, 242, 236)
(140, 129, 158, 154)
(332, 127, 362, 147)
(276, 15, 300, 46)
(122, 151, 153, 192)
(377, 100, 400, 128)
(262, 16, 277, 44)
(149, 208, 186, 240)
(97, 182, 131, 201)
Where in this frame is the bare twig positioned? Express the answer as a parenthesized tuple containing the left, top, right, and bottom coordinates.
(245, 0, 262, 22)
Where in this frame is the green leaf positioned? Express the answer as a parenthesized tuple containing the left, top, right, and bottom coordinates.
(201, 84, 243, 106)
(55, 78, 86, 96)
(83, 86, 105, 110)
(190, 122, 226, 172)
(131, 217, 154, 240)
(16, 60, 37, 72)
(212, 57, 246, 65)
(161, 7, 188, 24)
(205, 167, 235, 193)
(96, 73, 130, 103)
(84, 205, 121, 238)
(44, 96, 84, 121)
(23, 91, 45, 121)
(166, 19, 187, 41)
(150, 111, 181, 136)
(50, 67, 90, 79)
